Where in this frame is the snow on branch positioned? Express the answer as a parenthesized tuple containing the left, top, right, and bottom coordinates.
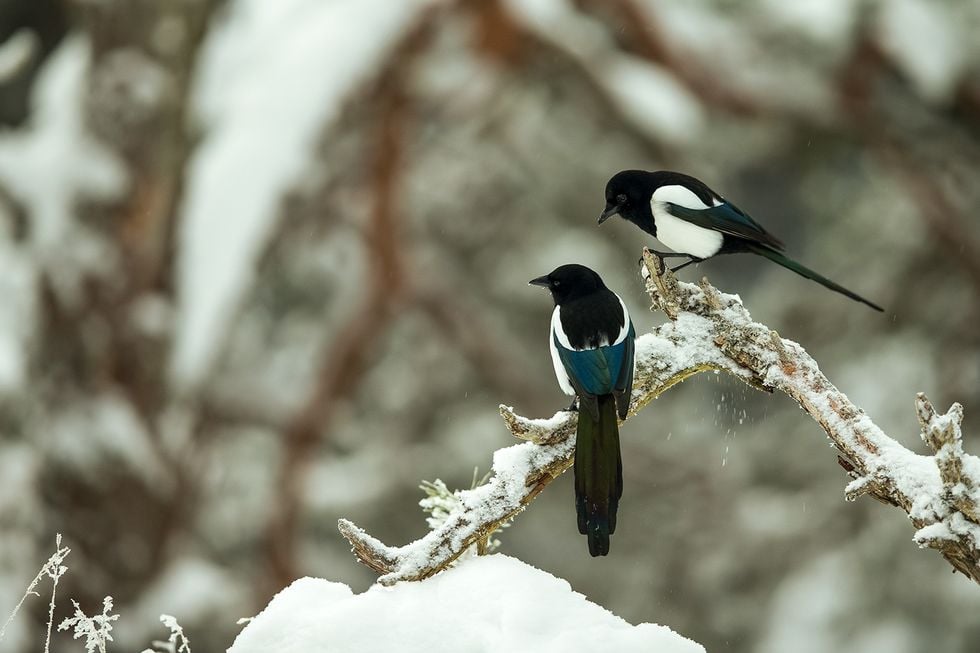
(339, 250, 980, 585)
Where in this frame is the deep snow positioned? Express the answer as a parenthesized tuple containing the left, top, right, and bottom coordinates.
(230, 554, 703, 653)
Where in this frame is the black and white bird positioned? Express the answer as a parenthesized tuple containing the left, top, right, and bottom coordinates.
(529, 264, 636, 556)
(598, 170, 883, 311)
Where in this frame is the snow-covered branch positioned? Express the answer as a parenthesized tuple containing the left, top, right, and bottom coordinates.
(339, 250, 980, 585)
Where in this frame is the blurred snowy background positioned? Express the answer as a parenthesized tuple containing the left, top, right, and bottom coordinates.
(1, 0, 979, 651)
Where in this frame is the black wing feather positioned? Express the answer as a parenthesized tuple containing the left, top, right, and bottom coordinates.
(666, 202, 784, 250)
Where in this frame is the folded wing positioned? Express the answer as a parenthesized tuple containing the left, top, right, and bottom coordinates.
(666, 201, 784, 250)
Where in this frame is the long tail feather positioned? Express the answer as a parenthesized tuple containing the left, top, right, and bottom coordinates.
(574, 394, 624, 556)
(746, 243, 883, 312)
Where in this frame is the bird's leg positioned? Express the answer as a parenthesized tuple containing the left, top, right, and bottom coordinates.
(670, 257, 703, 273)
(638, 250, 689, 268)
(648, 249, 689, 259)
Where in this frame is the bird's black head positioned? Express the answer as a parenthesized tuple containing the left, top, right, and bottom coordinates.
(598, 170, 657, 231)
(529, 264, 607, 305)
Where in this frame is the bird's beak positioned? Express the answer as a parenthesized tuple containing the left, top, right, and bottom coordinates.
(528, 275, 551, 288)
(598, 204, 620, 224)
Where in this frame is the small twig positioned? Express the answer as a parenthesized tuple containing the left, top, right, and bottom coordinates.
(0, 534, 70, 646)
(44, 534, 69, 653)
(916, 394, 978, 524)
(141, 614, 193, 653)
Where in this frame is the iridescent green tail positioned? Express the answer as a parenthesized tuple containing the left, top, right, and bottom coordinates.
(747, 243, 883, 312)
(575, 394, 623, 557)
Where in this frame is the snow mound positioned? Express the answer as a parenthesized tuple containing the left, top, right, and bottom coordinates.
(230, 554, 703, 653)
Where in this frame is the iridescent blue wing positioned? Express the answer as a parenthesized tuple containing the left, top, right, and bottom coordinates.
(666, 201, 784, 250)
(555, 342, 612, 398)
(555, 328, 634, 399)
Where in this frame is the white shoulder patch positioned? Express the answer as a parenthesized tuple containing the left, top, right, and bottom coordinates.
(650, 187, 724, 259)
(551, 306, 573, 349)
(549, 307, 575, 395)
(652, 184, 710, 210)
(612, 294, 631, 345)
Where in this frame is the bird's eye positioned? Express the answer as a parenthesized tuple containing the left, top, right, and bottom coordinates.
(553, 280, 561, 287)
(616, 193, 627, 205)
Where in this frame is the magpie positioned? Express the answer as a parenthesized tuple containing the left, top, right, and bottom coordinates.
(529, 264, 636, 556)
(598, 170, 883, 311)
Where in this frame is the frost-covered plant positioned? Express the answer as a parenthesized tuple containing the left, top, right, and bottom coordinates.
(420, 468, 510, 554)
(0, 533, 71, 653)
(2, 536, 197, 653)
(141, 614, 192, 653)
(58, 596, 119, 653)
(419, 478, 459, 530)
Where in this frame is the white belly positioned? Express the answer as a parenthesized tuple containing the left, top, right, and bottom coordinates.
(652, 202, 723, 259)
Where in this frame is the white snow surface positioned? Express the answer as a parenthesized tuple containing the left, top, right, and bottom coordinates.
(171, 0, 433, 386)
(230, 554, 703, 653)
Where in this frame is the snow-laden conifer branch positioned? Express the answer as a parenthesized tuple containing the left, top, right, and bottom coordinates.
(339, 250, 980, 585)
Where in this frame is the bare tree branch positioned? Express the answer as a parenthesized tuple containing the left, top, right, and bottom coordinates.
(338, 250, 980, 586)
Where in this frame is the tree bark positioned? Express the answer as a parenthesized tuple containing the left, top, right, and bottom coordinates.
(339, 250, 980, 586)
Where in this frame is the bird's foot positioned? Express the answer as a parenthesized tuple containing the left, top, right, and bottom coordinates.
(565, 398, 579, 412)
(640, 250, 687, 277)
